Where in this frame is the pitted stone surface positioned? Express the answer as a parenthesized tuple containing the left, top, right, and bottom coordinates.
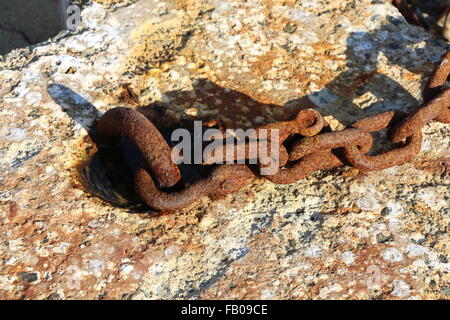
(0, 0, 449, 299)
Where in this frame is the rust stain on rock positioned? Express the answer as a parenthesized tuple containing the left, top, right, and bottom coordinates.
(251, 50, 276, 77)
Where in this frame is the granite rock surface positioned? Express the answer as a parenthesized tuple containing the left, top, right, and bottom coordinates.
(0, 0, 449, 299)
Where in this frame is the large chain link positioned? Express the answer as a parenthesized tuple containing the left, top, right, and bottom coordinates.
(96, 51, 450, 210)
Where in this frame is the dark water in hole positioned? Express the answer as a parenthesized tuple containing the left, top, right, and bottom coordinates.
(80, 131, 214, 209)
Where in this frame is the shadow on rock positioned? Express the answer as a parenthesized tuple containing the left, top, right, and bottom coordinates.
(47, 83, 101, 142)
(48, 83, 145, 210)
(45, 17, 448, 211)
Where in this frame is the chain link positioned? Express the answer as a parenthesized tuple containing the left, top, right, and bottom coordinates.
(95, 51, 450, 210)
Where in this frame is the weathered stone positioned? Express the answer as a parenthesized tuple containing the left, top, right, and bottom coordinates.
(0, 0, 449, 300)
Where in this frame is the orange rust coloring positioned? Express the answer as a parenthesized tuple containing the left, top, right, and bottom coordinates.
(94, 51, 450, 211)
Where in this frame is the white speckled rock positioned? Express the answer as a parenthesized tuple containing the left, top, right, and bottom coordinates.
(0, 0, 449, 300)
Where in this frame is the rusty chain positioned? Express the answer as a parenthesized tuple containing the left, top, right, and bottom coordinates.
(96, 51, 450, 211)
